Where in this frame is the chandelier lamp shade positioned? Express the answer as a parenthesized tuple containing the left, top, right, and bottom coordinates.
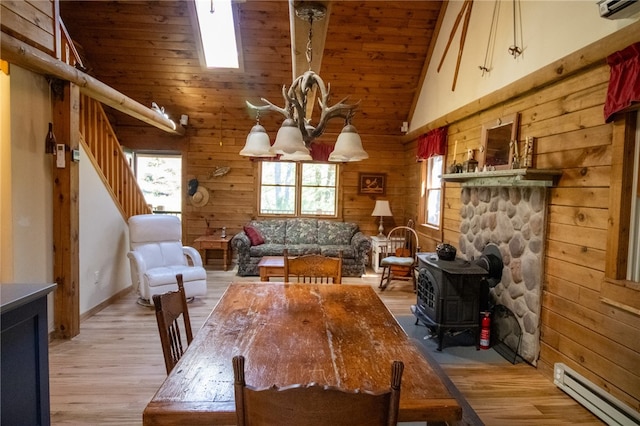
(239, 2, 368, 162)
(239, 115, 276, 158)
(328, 124, 369, 162)
(371, 200, 393, 238)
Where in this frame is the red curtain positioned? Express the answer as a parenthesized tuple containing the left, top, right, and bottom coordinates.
(416, 126, 448, 160)
(604, 42, 640, 123)
(310, 143, 333, 161)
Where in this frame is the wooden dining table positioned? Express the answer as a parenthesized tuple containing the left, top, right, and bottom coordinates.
(143, 283, 461, 425)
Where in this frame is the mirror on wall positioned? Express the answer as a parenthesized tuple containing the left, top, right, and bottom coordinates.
(478, 113, 520, 171)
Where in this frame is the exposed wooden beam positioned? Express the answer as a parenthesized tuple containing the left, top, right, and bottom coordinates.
(289, 0, 330, 120)
(0, 32, 185, 136)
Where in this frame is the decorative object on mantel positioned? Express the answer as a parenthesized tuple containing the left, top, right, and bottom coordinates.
(522, 137, 534, 168)
(371, 200, 393, 238)
(208, 166, 230, 178)
(478, 113, 519, 171)
(240, 2, 368, 163)
(463, 149, 478, 173)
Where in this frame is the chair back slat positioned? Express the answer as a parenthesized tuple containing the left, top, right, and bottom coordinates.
(153, 274, 193, 374)
(283, 249, 343, 284)
(233, 355, 403, 426)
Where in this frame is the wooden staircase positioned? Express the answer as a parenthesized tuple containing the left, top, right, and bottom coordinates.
(59, 19, 151, 220)
(78, 94, 151, 220)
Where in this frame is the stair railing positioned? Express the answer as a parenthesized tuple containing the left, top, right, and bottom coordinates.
(79, 93, 151, 219)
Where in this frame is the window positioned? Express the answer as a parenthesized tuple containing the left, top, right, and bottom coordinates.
(193, 0, 240, 69)
(133, 153, 182, 216)
(420, 155, 444, 228)
(604, 110, 639, 313)
(259, 162, 338, 217)
(627, 110, 640, 281)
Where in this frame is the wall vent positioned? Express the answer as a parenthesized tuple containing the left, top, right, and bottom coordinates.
(554, 363, 640, 425)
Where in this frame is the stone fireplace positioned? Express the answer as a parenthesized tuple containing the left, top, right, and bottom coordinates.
(455, 182, 550, 365)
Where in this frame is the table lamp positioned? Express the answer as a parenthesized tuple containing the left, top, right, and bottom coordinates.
(371, 200, 393, 237)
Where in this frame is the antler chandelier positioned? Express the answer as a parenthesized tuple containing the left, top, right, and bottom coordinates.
(240, 2, 368, 162)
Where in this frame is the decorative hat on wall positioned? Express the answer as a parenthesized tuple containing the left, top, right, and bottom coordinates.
(187, 178, 199, 196)
(191, 185, 209, 208)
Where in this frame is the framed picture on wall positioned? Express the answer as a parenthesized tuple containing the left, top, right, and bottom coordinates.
(358, 173, 386, 195)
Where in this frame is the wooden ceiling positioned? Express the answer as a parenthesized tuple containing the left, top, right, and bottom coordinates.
(59, 1, 444, 142)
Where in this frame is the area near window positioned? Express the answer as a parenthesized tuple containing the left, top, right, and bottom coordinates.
(419, 155, 444, 232)
(604, 110, 640, 315)
(125, 151, 183, 218)
(259, 161, 338, 217)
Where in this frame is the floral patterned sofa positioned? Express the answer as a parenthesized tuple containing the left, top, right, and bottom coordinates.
(231, 218, 371, 277)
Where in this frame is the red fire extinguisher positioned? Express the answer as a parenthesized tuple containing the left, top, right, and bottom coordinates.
(480, 311, 491, 350)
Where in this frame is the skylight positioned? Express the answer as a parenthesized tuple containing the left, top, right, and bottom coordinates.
(194, 0, 239, 69)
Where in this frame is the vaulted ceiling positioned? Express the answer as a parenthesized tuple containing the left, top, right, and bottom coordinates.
(60, 1, 444, 142)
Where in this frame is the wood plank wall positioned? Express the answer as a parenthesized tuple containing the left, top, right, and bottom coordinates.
(1, 0, 56, 56)
(402, 60, 640, 411)
(180, 131, 410, 242)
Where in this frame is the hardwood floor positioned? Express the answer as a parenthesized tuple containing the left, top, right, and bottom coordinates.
(49, 269, 603, 425)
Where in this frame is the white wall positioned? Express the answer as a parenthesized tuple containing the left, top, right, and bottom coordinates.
(1, 64, 13, 281)
(4, 66, 55, 326)
(410, 0, 639, 129)
(78, 144, 131, 314)
(3, 65, 131, 321)
(8, 66, 54, 284)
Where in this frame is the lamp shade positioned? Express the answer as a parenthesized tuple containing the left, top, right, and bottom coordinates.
(239, 124, 276, 157)
(270, 118, 307, 154)
(328, 124, 369, 162)
(280, 149, 312, 161)
(371, 200, 393, 217)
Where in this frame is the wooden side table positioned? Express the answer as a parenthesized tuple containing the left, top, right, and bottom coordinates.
(193, 235, 233, 271)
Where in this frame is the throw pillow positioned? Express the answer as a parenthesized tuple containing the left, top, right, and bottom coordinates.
(244, 225, 265, 246)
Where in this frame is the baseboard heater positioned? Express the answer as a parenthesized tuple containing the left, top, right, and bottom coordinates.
(554, 363, 640, 425)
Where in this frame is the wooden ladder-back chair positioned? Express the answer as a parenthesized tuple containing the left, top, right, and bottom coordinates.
(378, 226, 420, 291)
(152, 274, 193, 374)
(232, 355, 404, 426)
(283, 249, 343, 284)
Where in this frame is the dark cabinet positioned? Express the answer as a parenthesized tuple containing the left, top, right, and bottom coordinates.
(1, 283, 56, 426)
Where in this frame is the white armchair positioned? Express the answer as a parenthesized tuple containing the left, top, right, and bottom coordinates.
(127, 214, 207, 305)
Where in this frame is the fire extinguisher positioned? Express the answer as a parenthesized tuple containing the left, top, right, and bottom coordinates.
(479, 311, 491, 350)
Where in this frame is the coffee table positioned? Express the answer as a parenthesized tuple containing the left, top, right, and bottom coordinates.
(258, 256, 284, 281)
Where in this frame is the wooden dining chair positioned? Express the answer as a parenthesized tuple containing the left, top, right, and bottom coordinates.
(283, 249, 343, 284)
(152, 274, 193, 375)
(232, 355, 404, 426)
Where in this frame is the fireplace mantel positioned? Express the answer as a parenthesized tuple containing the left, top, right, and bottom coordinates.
(442, 168, 561, 187)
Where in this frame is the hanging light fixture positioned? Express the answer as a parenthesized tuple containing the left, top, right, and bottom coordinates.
(239, 112, 276, 157)
(328, 123, 369, 162)
(240, 2, 367, 162)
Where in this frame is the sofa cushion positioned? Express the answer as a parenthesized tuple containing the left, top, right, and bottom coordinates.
(244, 225, 265, 246)
(249, 244, 321, 257)
(251, 220, 286, 244)
(318, 220, 358, 245)
(285, 218, 318, 244)
(320, 245, 357, 259)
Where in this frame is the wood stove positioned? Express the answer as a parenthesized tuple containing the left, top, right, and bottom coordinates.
(411, 248, 502, 351)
